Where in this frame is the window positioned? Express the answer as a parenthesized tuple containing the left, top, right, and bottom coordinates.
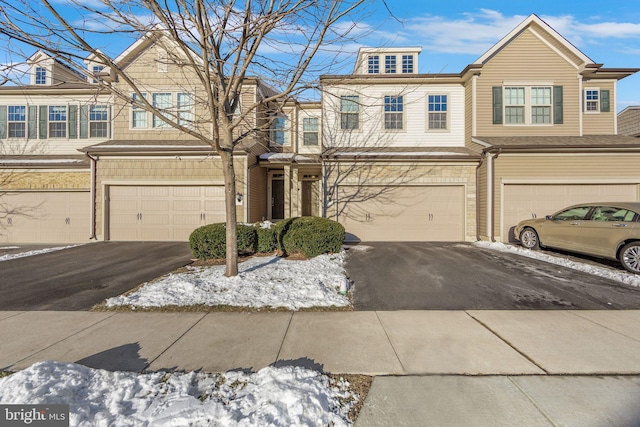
(402, 55, 413, 73)
(504, 87, 525, 124)
(92, 65, 104, 83)
(340, 95, 359, 130)
(552, 206, 591, 221)
(7, 106, 26, 138)
(48, 106, 67, 138)
(177, 93, 193, 127)
(89, 105, 108, 137)
(35, 67, 46, 85)
(428, 95, 447, 129)
(270, 116, 288, 145)
(585, 89, 599, 112)
(132, 93, 147, 129)
(384, 95, 403, 130)
(367, 55, 379, 74)
(591, 206, 638, 222)
(385, 55, 396, 73)
(303, 117, 319, 145)
(531, 87, 551, 124)
(152, 93, 171, 128)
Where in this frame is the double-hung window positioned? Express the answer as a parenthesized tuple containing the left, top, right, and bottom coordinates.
(385, 55, 396, 74)
(152, 93, 172, 128)
(35, 67, 47, 85)
(177, 93, 193, 127)
(303, 117, 319, 145)
(504, 87, 525, 124)
(132, 93, 148, 129)
(367, 55, 379, 74)
(270, 116, 288, 145)
(92, 65, 104, 83)
(89, 105, 108, 137)
(384, 95, 403, 130)
(8, 106, 26, 138)
(340, 95, 359, 130)
(585, 89, 599, 112)
(428, 95, 447, 129)
(402, 55, 414, 74)
(48, 106, 67, 138)
(531, 87, 552, 124)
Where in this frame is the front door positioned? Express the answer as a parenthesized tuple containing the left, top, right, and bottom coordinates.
(271, 179, 285, 219)
(301, 180, 319, 217)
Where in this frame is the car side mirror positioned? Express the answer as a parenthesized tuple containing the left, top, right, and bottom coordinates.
(545, 215, 553, 220)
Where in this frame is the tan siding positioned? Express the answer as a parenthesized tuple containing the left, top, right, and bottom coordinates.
(0, 171, 90, 190)
(618, 108, 640, 136)
(465, 80, 473, 143)
(95, 156, 246, 238)
(477, 161, 487, 239)
(248, 166, 267, 222)
(583, 81, 616, 135)
(492, 154, 640, 237)
(530, 22, 583, 66)
(476, 29, 580, 136)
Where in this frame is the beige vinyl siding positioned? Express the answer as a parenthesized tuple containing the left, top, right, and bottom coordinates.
(0, 171, 90, 190)
(492, 154, 640, 240)
(464, 80, 473, 143)
(248, 165, 267, 222)
(95, 156, 246, 239)
(583, 81, 616, 135)
(476, 28, 580, 136)
(530, 22, 584, 66)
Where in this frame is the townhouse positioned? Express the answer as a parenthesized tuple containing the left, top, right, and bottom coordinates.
(1, 14, 639, 245)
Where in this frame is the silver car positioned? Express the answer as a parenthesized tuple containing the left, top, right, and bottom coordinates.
(514, 202, 640, 274)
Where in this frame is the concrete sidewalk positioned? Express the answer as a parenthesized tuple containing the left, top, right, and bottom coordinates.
(3, 310, 640, 374)
(4, 310, 640, 426)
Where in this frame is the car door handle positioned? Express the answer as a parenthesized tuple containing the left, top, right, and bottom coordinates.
(612, 223, 628, 227)
(570, 222, 581, 225)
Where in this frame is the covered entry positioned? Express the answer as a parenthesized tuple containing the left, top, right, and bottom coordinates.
(337, 185, 465, 242)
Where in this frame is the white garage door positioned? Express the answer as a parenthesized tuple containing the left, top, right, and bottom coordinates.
(338, 185, 465, 242)
(503, 183, 639, 242)
(108, 185, 225, 241)
(0, 191, 90, 244)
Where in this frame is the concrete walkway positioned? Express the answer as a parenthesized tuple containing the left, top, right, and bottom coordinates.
(3, 310, 640, 425)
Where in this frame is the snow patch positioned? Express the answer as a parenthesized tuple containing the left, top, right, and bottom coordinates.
(0, 245, 79, 262)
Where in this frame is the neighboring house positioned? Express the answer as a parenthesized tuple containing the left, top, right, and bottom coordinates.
(618, 106, 640, 137)
(1, 14, 639, 245)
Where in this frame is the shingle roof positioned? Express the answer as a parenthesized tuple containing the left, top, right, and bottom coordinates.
(323, 146, 481, 160)
(80, 139, 256, 154)
(0, 155, 89, 168)
(475, 135, 640, 151)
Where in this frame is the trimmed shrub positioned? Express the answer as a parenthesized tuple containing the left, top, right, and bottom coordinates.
(280, 216, 345, 258)
(189, 223, 257, 259)
(274, 217, 297, 253)
(255, 223, 277, 253)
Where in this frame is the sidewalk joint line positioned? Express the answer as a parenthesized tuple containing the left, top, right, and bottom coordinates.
(375, 311, 406, 374)
(568, 311, 640, 344)
(465, 311, 549, 374)
(507, 376, 559, 427)
(143, 312, 208, 373)
(275, 312, 294, 363)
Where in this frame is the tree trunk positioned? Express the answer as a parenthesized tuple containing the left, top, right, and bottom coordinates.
(220, 130, 238, 277)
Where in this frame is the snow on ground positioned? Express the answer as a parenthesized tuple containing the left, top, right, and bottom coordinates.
(0, 361, 357, 427)
(106, 252, 351, 310)
(475, 241, 640, 287)
(0, 245, 78, 262)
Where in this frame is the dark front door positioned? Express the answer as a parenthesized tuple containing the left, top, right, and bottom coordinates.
(272, 179, 285, 219)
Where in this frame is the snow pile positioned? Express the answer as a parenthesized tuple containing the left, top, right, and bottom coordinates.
(106, 252, 351, 310)
(0, 245, 78, 262)
(475, 241, 640, 287)
(0, 361, 356, 426)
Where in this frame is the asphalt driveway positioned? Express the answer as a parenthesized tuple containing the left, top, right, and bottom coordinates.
(0, 242, 192, 310)
(346, 242, 640, 310)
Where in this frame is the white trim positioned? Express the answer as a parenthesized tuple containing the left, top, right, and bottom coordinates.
(499, 152, 640, 158)
(487, 153, 494, 239)
(471, 137, 492, 147)
(472, 75, 478, 136)
(614, 80, 618, 133)
(502, 178, 640, 184)
(578, 75, 583, 136)
(102, 179, 225, 186)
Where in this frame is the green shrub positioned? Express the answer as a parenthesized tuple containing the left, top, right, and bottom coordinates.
(280, 216, 345, 258)
(189, 223, 257, 259)
(255, 222, 277, 253)
(274, 217, 297, 253)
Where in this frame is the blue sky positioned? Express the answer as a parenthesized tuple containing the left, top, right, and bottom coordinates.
(356, 2, 640, 112)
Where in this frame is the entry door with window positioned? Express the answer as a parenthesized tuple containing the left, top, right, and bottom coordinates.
(271, 178, 285, 220)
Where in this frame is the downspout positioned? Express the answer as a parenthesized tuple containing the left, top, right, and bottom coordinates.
(85, 153, 97, 240)
(475, 152, 486, 241)
(488, 148, 502, 242)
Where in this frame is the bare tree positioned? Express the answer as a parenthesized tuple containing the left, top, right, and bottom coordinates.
(0, 0, 366, 275)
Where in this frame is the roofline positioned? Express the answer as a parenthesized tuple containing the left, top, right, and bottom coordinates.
(483, 144, 640, 153)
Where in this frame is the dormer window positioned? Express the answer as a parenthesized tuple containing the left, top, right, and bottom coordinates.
(92, 65, 104, 83)
(385, 55, 396, 74)
(402, 55, 414, 73)
(35, 67, 47, 85)
(367, 55, 379, 74)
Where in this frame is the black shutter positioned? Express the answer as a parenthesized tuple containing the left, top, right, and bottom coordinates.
(600, 90, 610, 112)
(492, 86, 503, 125)
(553, 86, 563, 124)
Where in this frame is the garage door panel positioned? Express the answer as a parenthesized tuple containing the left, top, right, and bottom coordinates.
(338, 186, 464, 242)
(503, 184, 639, 242)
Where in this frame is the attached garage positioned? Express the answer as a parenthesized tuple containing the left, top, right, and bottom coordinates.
(0, 191, 90, 244)
(338, 185, 465, 242)
(502, 183, 640, 242)
(107, 185, 225, 241)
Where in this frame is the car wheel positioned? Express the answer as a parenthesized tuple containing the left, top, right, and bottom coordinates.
(519, 228, 540, 250)
(619, 242, 640, 274)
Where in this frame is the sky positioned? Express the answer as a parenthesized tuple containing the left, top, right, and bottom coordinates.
(2, 0, 640, 112)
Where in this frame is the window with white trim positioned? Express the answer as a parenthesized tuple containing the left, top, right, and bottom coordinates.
(89, 105, 108, 137)
(303, 117, 319, 145)
(48, 106, 67, 138)
(270, 115, 288, 145)
(384, 95, 403, 130)
(8, 106, 26, 138)
(531, 87, 551, 124)
(340, 95, 359, 130)
(131, 93, 147, 129)
(385, 55, 396, 73)
(402, 55, 414, 73)
(35, 67, 46, 85)
(504, 87, 525, 124)
(152, 93, 171, 128)
(177, 93, 194, 127)
(585, 89, 599, 112)
(367, 55, 379, 74)
(92, 65, 104, 83)
(427, 95, 447, 129)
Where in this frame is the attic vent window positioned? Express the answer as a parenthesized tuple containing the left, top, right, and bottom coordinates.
(35, 67, 46, 85)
